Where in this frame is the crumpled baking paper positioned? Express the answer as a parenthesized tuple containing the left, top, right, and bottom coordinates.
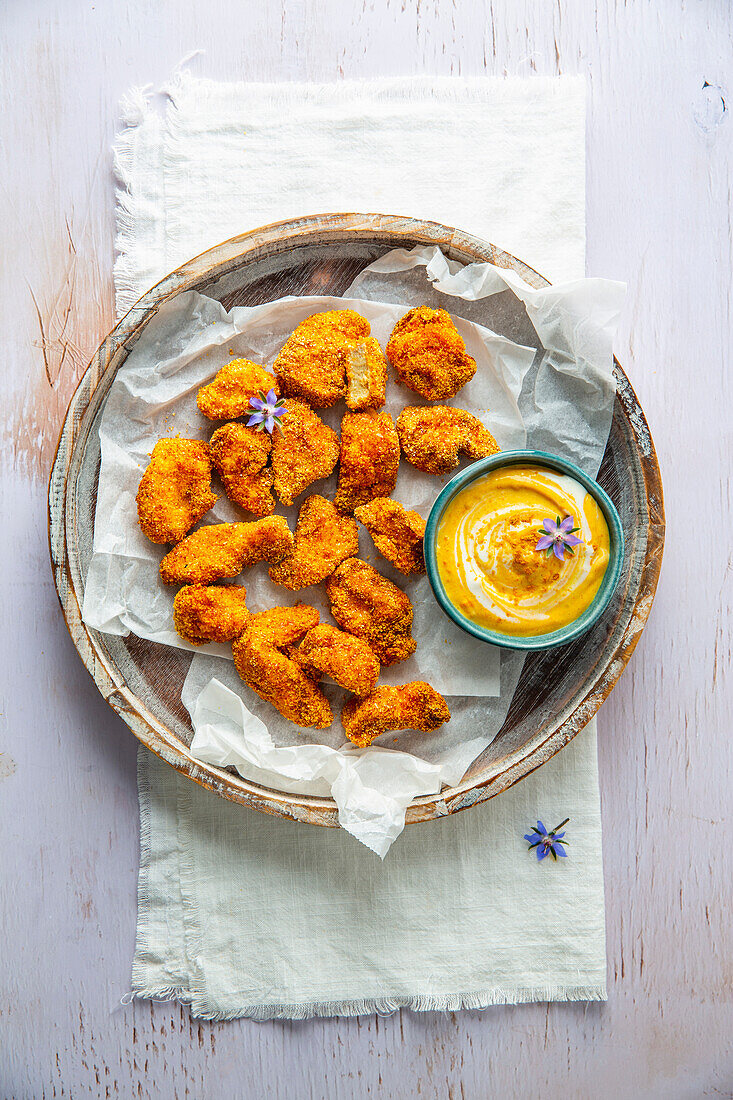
(182, 663, 491, 857)
(83, 288, 531, 690)
(350, 246, 622, 469)
(83, 245, 624, 855)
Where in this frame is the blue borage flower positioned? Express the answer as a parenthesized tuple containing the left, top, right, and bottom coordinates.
(247, 389, 287, 434)
(524, 818, 569, 861)
(535, 515, 583, 561)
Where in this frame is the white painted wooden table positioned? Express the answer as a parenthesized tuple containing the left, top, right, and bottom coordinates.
(2, 1, 731, 1096)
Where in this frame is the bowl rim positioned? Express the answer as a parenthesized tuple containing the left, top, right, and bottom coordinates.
(47, 212, 665, 827)
(424, 450, 626, 651)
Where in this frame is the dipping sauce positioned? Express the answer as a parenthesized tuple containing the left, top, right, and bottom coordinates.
(436, 465, 611, 637)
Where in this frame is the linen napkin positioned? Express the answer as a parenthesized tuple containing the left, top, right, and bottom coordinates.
(116, 73, 608, 1018)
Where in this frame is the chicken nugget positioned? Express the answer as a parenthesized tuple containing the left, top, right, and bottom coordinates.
(209, 422, 275, 516)
(341, 682, 450, 747)
(270, 399, 340, 507)
(197, 358, 278, 420)
(325, 558, 416, 665)
(333, 411, 400, 514)
(136, 438, 217, 544)
(269, 495, 359, 590)
(273, 309, 370, 407)
(295, 624, 380, 697)
(345, 337, 388, 411)
(386, 306, 476, 400)
(396, 405, 500, 475)
(173, 584, 250, 645)
(354, 497, 426, 575)
(159, 517, 294, 585)
(232, 605, 332, 728)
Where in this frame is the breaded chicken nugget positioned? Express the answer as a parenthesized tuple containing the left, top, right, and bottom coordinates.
(386, 306, 476, 400)
(197, 359, 278, 420)
(209, 422, 275, 516)
(333, 411, 400, 514)
(295, 624, 380, 697)
(273, 309, 370, 407)
(270, 399, 340, 507)
(396, 405, 500, 475)
(345, 337, 388, 411)
(159, 517, 294, 585)
(325, 558, 416, 665)
(269, 495, 359, 590)
(341, 682, 451, 747)
(232, 605, 332, 729)
(354, 497, 426, 575)
(173, 584, 250, 645)
(136, 438, 217, 544)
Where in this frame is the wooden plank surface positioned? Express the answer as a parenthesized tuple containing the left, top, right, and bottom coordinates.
(1, 0, 731, 1096)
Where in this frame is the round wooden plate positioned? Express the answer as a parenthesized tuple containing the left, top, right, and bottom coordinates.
(48, 213, 665, 827)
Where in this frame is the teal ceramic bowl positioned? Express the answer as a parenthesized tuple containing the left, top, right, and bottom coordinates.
(424, 450, 625, 651)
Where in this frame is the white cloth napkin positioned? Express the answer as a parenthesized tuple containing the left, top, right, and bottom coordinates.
(117, 73, 607, 1018)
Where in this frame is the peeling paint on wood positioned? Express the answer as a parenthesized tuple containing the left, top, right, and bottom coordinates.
(2, 1, 731, 1097)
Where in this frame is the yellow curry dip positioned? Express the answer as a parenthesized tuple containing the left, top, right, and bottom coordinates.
(436, 466, 610, 637)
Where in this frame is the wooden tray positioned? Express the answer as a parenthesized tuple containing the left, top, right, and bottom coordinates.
(48, 213, 665, 827)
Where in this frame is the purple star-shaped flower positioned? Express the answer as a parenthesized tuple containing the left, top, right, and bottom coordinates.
(535, 515, 583, 561)
(524, 819, 570, 861)
(247, 389, 287, 434)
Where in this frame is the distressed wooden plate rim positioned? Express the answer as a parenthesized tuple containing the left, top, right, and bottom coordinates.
(48, 212, 665, 827)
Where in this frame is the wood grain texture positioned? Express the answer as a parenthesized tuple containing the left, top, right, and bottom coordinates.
(1, 0, 731, 1097)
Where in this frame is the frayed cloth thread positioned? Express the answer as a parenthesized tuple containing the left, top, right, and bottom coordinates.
(122, 983, 606, 1022)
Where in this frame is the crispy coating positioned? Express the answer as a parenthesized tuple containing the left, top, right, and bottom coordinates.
(270, 399, 340, 507)
(209, 422, 275, 516)
(354, 497, 426, 576)
(159, 517, 294, 585)
(173, 584, 250, 645)
(325, 558, 416, 665)
(386, 306, 476, 400)
(333, 411, 400, 514)
(273, 309, 370, 407)
(197, 358, 278, 420)
(345, 337, 388, 411)
(136, 438, 217, 544)
(232, 605, 332, 729)
(341, 682, 451, 747)
(396, 405, 500, 475)
(295, 624, 380, 697)
(269, 495, 359, 590)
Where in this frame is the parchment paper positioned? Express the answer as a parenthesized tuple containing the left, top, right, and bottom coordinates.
(83, 245, 624, 855)
(83, 288, 531, 689)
